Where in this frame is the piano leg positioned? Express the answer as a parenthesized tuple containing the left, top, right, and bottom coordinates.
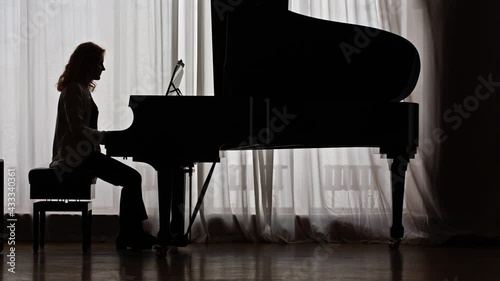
(170, 166, 187, 245)
(157, 169, 172, 248)
(156, 166, 187, 248)
(389, 153, 409, 249)
(155, 163, 215, 258)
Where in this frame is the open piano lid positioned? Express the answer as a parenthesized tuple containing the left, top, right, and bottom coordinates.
(211, 0, 421, 102)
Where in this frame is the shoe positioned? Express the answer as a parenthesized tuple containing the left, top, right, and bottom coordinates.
(115, 233, 130, 250)
(130, 231, 158, 250)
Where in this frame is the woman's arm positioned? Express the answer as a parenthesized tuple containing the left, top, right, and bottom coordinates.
(62, 83, 106, 145)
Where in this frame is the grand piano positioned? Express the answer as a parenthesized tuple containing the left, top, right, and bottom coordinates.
(105, 0, 420, 256)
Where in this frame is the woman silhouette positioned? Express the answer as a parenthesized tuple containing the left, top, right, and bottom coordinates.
(51, 42, 156, 250)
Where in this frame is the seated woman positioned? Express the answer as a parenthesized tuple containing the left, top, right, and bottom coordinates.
(50, 42, 156, 250)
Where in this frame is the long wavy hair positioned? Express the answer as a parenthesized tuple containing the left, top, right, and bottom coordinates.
(57, 42, 105, 92)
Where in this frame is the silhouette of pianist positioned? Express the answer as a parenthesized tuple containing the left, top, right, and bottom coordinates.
(50, 42, 157, 250)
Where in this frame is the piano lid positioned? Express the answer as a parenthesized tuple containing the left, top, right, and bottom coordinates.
(211, 0, 421, 102)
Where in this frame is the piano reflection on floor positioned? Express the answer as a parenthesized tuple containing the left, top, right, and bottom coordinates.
(105, 0, 420, 256)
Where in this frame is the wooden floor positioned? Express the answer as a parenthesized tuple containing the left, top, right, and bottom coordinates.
(1, 241, 499, 281)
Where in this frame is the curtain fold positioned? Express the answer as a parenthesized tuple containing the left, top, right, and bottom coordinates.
(1, 0, 442, 244)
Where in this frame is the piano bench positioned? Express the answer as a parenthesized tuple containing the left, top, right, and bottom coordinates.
(29, 167, 95, 254)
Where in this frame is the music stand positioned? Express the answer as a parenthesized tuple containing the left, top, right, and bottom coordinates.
(166, 59, 185, 96)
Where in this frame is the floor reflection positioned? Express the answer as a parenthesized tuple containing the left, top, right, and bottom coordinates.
(390, 249, 403, 281)
(4, 242, 500, 281)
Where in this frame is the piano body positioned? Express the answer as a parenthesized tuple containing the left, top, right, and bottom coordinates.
(105, 0, 420, 254)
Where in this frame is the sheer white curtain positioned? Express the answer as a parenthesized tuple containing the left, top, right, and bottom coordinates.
(1, 0, 441, 243)
(191, 0, 441, 244)
(0, 0, 213, 233)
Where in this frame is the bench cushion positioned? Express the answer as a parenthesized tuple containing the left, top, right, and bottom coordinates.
(29, 168, 95, 200)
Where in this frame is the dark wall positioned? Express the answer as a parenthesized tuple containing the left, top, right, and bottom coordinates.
(439, 0, 500, 235)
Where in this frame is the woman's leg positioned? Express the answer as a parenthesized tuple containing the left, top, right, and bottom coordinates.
(80, 152, 149, 240)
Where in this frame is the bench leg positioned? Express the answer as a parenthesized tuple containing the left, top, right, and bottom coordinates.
(40, 210, 46, 249)
(81, 207, 89, 253)
(33, 205, 39, 253)
(88, 210, 92, 249)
